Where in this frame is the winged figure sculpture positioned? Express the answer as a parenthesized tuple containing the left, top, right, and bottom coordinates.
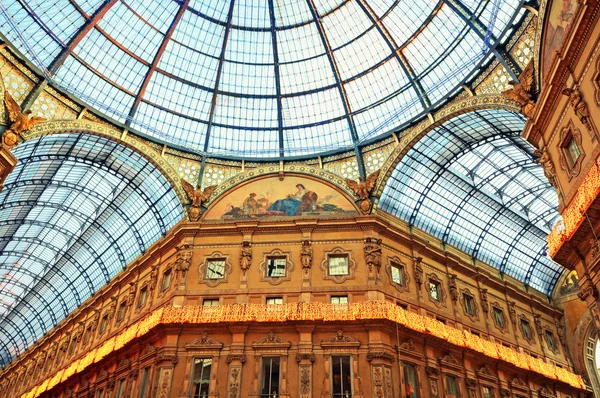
(181, 179, 217, 221)
(502, 61, 535, 117)
(3, 91, 45, 148)
(345, 169, 380, 214)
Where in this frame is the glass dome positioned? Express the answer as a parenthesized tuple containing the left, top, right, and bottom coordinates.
(0, 0, 524, 158)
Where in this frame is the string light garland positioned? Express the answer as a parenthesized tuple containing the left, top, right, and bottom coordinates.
(548, 161, 600, 256)
(19, 301, 584, 398)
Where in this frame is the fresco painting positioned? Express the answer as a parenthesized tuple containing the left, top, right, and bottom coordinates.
(542, 0, 579, 81)
(203, 176, 359, 220)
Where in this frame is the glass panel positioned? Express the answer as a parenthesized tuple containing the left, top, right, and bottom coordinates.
(139, 367, 151, 398)
(446, 375, 458, 397)
(482, 386, 493, 398)
(266, 297, 283, 305)
(403, 363, 419, 398)
(266, 257, 286, 277)
(192, 358, 212, 398)
(331, 356, 352, 397)
(521, 321, 532, 338)
(203, 299, 219, 307)
(260, 357, 280, 398)
(116, 380, 126, 398)
(138, 287, 148, 306)
(546, 331, 556, 349)
(429, 282, 440, 301)
(391, 264, 404, 285)
(206, 259, 226, 279)
(329, 255, 349, 276)
(117, 303, 127, 321)
(97, 389, 104, 398)
(493, 308, 504, 327)
(465, 296, 474, 315)
(162, 269, 172, 291)
(331, 296, 348, 305)
(567, 139, 581, 165)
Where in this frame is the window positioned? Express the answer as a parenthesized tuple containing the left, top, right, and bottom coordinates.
(330, 296, 348, 305)
(266, 256, 286, 277)
(116, 301, 127, 322)
(206, 258, 226, 279)
(191, 358, 212, 398)
(203, 299, 220, 307)
(138, 286, 148, 307)
(260, 357, 280, 398)
(546, 330, 557, 350)
(115, 379, 126, 398)
(403, 363, 419, 398)
(464, 294, 475, 315)
(446, 375, 459, 397)
(82, 327, 92, 345)
(68, 338, 77, 355)
(566, 137, 581, 166)
(391, 262, 404, 285)
(493, 307, 505, 328)
(162, 268, 172, 291)
(429, 280, 441, 301)
(139, 367, 151, 398)
(97, 389, 104, 398)
(331, 356, 352, 397)
(521, 319, 532, 339)
(99, 314, 109, 334)
(266, 297, 283, 305)
(328, 255, 349, 276)
(482, 386, 494, 398)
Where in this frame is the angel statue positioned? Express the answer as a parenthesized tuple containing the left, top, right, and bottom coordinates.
(345, 169, 380, 214)
(180, 179, 217, 221)
(502, 61, 536, 117)
(3, 91, 45, 148)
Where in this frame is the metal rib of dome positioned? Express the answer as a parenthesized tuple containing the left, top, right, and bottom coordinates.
(0, 133, 184, 366)
(0, 0, 524, 158)
(379, 110, 563, 295)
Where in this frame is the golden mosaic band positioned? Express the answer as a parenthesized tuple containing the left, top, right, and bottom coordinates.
(20, 301, 584, 398)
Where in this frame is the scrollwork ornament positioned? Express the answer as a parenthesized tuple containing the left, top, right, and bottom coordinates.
(300, 239, 312, 273)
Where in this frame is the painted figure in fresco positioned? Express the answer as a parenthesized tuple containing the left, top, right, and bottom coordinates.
(267, 184, 317, 216)
(243, 193, 259, 217)
(542, 0, 577, 79)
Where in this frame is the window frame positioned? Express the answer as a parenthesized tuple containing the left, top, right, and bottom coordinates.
(558, 120, 585, 180)
(387, 256, 410, 293)
(426, 273, 447, 308)
(190, 357, 213, 398)
(330, 295, 349, 305)
(259, 356, 281, 398)
(199, 252, 232, 287)
(330, 355, 353, 398)
(161, 267, 173, 292)
(519, 316, 535, 344)
(321, 247, 357, 284)
(491, 303, 508, 333)
(259, 249, 294, 284)
(402, 361, 420, 398)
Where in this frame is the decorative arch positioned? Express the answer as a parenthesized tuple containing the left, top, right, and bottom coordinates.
(373, 95, 520, 198)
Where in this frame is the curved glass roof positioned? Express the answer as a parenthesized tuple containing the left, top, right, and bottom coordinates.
(0, 133, 183, 366)
(379, 109, 563, 295)
(0, 0, 524, 158)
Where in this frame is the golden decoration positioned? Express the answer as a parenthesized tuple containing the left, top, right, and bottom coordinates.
(345, 169, 380, 213)
(20, 301, 584, 397)
(501, 61, 536, 117)
(3, 91, 45, 149)
(180, 178, 217, 221)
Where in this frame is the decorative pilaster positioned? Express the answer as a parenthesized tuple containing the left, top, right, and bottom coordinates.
(425, 366, 440, 398)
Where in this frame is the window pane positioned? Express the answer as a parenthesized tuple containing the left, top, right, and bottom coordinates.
(403, 363, 419, 398)
(332, 356, 352, 397)
(331, 296, 348, 304)
(192, 358, 212, 398)
(392, 264, 403, 285)
(446, 375, 458, 397)
(465, 296, 474, 314)
(429, 282, 439, 301)
(116, 380, 126, 398)
(482, 386, 493, 398)
(138, 368, 151, 398)
(162, 269, 172, 290)
(267, 257, 286, 277)
(493, 308, 504, 327)
(329, 256, 349, 276)
(266, 297, 283, 305)
(203, 299, 219, 307)
(206, 259, 226, 279)
(567, 139, 581, 165)
(260, 357, 280, 398)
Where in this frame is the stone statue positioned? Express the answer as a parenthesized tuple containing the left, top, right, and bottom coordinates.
(148, 265, 158, 291)
(174, 245, 192, 280)
(180, 179, 217, 222)
(449, 274, 458, 301)
(508, 301, 517, 325)
(127, 282, 136, 307)
(363, 237, 382, 272)
(3, 91, 45, 149)
(413, 256, 424, 287)
(502, 61, 536, 117)
(480, 288, 489, 314)
(240, 241, 252, 274)
(563, 88, 593, 131)
(345, 170, 380, 214)
(533, 146, 559, 191)
(300, 240, 312, 273)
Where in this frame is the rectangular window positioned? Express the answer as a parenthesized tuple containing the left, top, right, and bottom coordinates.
(391, 263, 404, 285)
(115, 379, 126, 398)
(266, 256, 287, 277)
(117, 302, 127, 321)
(331, 356, 352, 397)
(328, 255, 349, 276)
(429, 281, 440, 301)
(482, 386, 494, 398)
(330, 296, 348, 305)
(464, 295, 475, 315)
(402, 363, 419, 398)
(99, 314, 109, 334)
(203, 299, 219, 307)
(566, 138, 581, 166)
(206, 259, 226, 279)
(97, 389, 104, 398)
(266, 297, 283, 305)
(162, 269, 172, 291)
(546, 330, 557, 350)
(83, 328, 92, 345)
(521, 320, 532, 339)
(191, 358, 212, 398)
(138, 287, 148, 307)
(493, 307, 504, 328)
(138, 367, 151, 398)
(446, 375, 459, 397)
(260, 357, 280, 398)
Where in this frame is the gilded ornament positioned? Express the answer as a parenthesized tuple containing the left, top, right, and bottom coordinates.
(180, 179, 217, 221)
(345, 169, 380, 213)
(502, 61, 536, 117)
(2, 90, 45, 149)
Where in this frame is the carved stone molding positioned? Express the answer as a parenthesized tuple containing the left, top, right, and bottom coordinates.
(594, 53, 600, 106)
(240, 240, 252, 275)
(439, 353, 459, 366)
(363, 237, 382, 273)
(558, 119, 585, 180)
(398, 339, 417, 352)
(295, 353, 316, 363)
(321, 330, 361, 349)
(300, 239, 312, 274)
(226, 354, 247, 364)
(184, 332, 223, 350)
(480, 288, 489, 315)
(386, 256, 410, 293)
(538, 385, 557, 398)
(459, 288, 480, 322)
(426, 273, 447, 308)
(319, 247, 358, 284)
(252, 332, 291, 350)
(366, 351, 395, 363)
(155, 353, 178, 366)
(425, 366, 440, 377)
(198, 251, 232, 287)
(257, 248, 294, 285)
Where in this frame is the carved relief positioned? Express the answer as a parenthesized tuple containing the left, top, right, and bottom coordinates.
(507, 301, 517, 325)
(227, 366, 242, 398)
(563, 88, 595, 134)
(413, 256, 424, 288)
(198, 251, 232, 287)
(126, 282, 136, 307)
(2, 90, 45, 149)
(557, 120, 585, 179)
(501, 61, 536, 117)
(448, 274, 459, 301)
(319, 247, 358, 284)
(299, 365, 311, 398)
(480, 288, 489, 315)
(300, 239, 312, 273)
(386, 256, 410, 293)
(240, 240, 252, 275)
(180, 179, 217, 222)
(174, 244, 193, 281)
(533, 146, 560, 191)
(258, 248, 294, 285)
(345, 169, 380, 213)
(156, 368, 173, 398)
(363, 237, 382, 273)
